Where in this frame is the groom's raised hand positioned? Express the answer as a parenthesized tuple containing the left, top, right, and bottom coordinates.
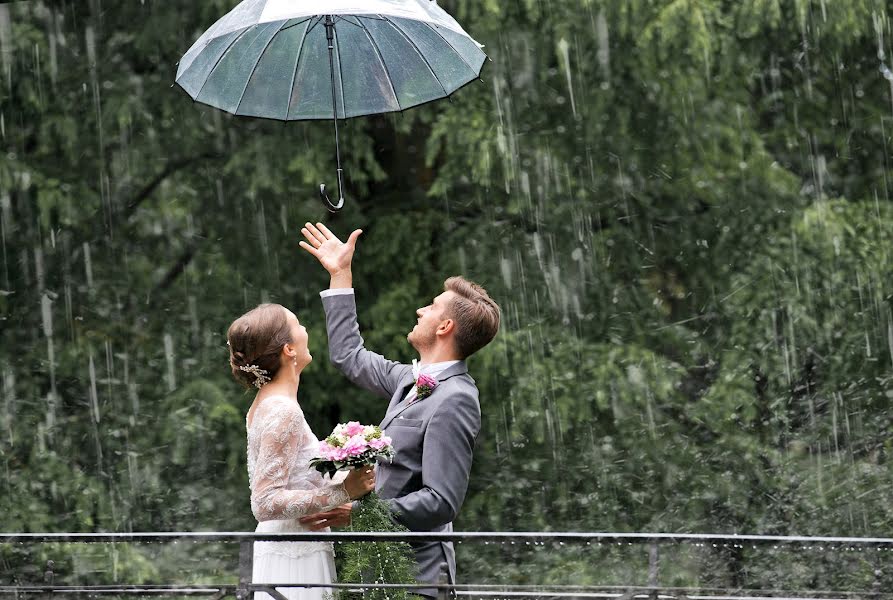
(299, 222, 362, 289)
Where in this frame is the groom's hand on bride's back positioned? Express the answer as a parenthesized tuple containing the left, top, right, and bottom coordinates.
(299, 503, 353, 530)
(300, 467, 372, 530)
(299, 222, 363, 280)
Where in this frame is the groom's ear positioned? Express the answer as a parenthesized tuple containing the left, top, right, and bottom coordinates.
(436, 319, 455, 337)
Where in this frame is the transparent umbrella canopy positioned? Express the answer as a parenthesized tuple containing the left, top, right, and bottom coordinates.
(175, 0, 488, 212)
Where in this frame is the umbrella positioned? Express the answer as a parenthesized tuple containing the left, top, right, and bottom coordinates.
(175, 0, 488, 212)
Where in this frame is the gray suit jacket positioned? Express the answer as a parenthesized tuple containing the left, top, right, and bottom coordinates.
(322, 293, 481, 596)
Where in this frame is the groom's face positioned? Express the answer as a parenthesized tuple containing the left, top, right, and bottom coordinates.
(408, 292, 454, 350)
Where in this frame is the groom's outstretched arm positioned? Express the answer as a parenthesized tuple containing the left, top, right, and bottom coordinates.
(301, 223, 411, 398)
(322, 292, 410, 398)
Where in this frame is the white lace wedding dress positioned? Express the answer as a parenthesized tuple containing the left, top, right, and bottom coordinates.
(247, 395, 351, 600)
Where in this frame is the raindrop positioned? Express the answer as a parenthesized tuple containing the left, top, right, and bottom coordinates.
(41, 293, 57, 405)
(2, 364, 14, 445)
(163, 333, 177, 392)
(88, 354, 100, 423)
(0, 5, 11, 90)
(556, 38, 576, 117)
(83, 242, 94, 289)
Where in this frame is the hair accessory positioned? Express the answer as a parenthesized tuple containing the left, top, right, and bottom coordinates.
(239, 364, 271, 389)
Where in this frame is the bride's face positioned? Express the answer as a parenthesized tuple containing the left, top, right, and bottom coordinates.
(283, 308, 312, 370)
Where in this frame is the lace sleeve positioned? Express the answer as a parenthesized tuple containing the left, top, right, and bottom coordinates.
(251, 402, 351, 521)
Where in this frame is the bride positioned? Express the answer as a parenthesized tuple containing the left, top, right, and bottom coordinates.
(227, 303, 375, 600)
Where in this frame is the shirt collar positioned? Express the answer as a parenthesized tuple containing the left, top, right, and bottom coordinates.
(412, 358, 462, 380)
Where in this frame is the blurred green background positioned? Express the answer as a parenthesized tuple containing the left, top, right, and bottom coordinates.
(1, 0, 891, 593)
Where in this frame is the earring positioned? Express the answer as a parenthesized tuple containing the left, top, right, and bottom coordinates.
(293, 357, 298, 366)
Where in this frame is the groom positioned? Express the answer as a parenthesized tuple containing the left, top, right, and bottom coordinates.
(297, 222, 500, 597)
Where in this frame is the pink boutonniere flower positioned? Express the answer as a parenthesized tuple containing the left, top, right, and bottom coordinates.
(415, 374, 438, 401)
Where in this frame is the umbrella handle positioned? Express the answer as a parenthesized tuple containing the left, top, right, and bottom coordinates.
(319, 168, 345, 212)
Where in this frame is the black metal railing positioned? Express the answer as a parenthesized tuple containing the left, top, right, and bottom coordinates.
(1, 532, 891, 600)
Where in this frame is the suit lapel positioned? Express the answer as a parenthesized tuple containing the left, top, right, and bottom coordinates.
(380, 361, 469, 429)
(380, 378, 415, 429)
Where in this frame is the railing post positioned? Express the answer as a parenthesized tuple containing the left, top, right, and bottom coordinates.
(43, 560, 55, 585)
(236, 540, 253, 600)
(41, 559, 55, 600)
(437, 562, 449, 600)
(647, 542, 659, 600)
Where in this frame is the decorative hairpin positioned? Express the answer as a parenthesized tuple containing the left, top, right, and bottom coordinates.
(239, 364, 270, 389)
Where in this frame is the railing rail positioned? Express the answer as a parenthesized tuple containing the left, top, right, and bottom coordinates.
(3, 531, 892, 545)
(1, 532, 890, 600)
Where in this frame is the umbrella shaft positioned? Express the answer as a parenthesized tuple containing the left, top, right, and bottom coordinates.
(324, 16, 342, 179)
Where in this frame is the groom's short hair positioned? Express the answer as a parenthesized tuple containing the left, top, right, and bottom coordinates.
(443, 276, 500, 359)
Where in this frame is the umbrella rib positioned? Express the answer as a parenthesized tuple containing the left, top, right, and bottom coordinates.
(332, 15, 365, 29)
(194, 26, 255, 102)
(285, 18, 314, 120)
(234, 21, 290, 115)
(356, 17, 402, 111)
(305, 17, 323, 36)
(280, 16, 312, 31)
(380, 16, 449, 98)
(422, 23, 478, 77)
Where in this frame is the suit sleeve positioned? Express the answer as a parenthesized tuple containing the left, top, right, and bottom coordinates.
(322, 292, 412, 399)
(386, 392, 481, 530)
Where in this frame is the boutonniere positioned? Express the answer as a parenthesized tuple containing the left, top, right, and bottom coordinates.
(415, 374, 438, 401)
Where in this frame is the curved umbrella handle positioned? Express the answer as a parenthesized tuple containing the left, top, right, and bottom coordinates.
(319, 167, 345, 212)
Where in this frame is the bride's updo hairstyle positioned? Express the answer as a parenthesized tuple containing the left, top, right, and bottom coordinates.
(227, 304, 293, 390)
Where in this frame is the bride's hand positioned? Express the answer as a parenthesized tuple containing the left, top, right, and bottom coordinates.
(343, 466, 375, 500)
(299, 222, 362, 276)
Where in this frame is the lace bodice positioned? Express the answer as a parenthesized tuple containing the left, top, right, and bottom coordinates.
(246, 395, 350, 522)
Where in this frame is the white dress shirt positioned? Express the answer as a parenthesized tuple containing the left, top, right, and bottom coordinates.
(319, 288, 355, 298)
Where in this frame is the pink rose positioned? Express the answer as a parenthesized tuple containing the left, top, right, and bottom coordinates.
(369, 437, 389, 450)
(318, 441, 334, 457)
(417, 374, 437, 389)
(330, 446, 349, 461)
(320, 441, 346, 461)
(343, 434, 369, 456)
(343, 421, 366, 437)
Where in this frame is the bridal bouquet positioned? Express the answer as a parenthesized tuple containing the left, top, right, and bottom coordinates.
(310, 422, 394, 477)
(310, 422, 415, 600)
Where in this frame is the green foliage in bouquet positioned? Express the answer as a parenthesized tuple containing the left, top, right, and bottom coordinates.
(336, 493, 418, 600)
